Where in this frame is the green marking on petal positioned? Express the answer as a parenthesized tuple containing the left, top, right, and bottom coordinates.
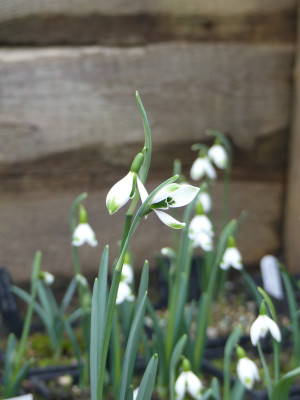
(164, 183, 180, 193)
(169, 222, 186, 229)
(107, 197, 120, 215)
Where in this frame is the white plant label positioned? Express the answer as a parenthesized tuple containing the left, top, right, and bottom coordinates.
(260, 255, 284, 300)
(6, 395, 34, 400)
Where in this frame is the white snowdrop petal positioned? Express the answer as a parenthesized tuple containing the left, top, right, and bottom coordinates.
(169, 184, 199, 208)
(197, 192, 212, 213)
(152, 183, 180, 204)
(137, 178, 149, 203)
(186, 371, 202, 399)
(250, 316, 264, 346)
(106, 172, 135, 214)
(154, 210, 185, 229)
(203, 157, 217, 179)
(208, 145, 228, 169)
(175, 373, 187, 400)
(266, 316, 281, 342)
(122, 263, 134, 284)
(190, 158, 205, 180)
(116, 282, 134, 305)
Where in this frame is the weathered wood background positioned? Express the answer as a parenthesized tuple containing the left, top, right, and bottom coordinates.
(0, 0, 298, 281)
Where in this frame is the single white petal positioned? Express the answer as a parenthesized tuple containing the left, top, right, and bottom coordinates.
(121, 263, 134, 284)
(106, 172, 135, 214)
(152, 183, 181, 204)
(133, 388, 139, 400)
(168, 184, 199, 208)
(250, 316, 265, 346)
(116, 282, 134, 305)
(72, 223, 98, 247)
(203, 157, 217, 180)
(190, 158, 206, 180)
(208, 144, 228, 169)
(186, 371, 202, 399)
(154, 210, 185, 229)
(220, 259, 230, 270)
(197, 231, 214, 251)
(137, 177, 149, 203)
(197, 192, 212, 213)
(175, 373, 187, 400)
(265, 316, 281, 342)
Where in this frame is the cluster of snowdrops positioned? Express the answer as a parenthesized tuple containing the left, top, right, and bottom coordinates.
(3, 93, 300, 400)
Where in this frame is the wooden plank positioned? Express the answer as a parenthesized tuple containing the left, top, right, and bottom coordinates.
(284, 3, 300, 272)
(0, 43, 293, 167)
(0, 180, 283, 282)
(0, 0, 296, 20)
(0, 1, 296, 45)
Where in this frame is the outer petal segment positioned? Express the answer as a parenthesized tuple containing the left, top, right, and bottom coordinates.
(106, 172, 135, 214)
(154, 210, 185, 229)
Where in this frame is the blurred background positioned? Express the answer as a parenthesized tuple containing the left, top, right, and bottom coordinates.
(0, 0, 299, 282)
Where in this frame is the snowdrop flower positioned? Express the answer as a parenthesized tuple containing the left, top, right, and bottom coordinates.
(197, 191, 212, 213)
(72, 205, 98, 247)
(208, 144, 228, 169)
(137, 179, 199, 229)
(236, 346, 260, 390)
(40, 271, 54, 285)
(106, 153, 144, 215)
(220, 236, 242, 270)
(190, 156, 216, 181)
(250, 303, 281, 346)
(72, 223, 98, 247)
(116, 281, 135, 305)
(76, 274, 88, 287)
(175, 359, 202, 400)
(188, 214, 214, 251)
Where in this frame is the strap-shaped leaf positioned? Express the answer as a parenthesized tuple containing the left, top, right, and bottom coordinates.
(271, 367, 300, 400)
(117, 291, 148, 400)
(223, 325, 242, 400)
(90, 245, 109, 400)
(136, 354, 158, 400)
(169, 334, 187, 400)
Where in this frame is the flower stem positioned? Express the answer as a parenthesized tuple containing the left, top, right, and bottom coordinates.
(257, 342, 272, 398)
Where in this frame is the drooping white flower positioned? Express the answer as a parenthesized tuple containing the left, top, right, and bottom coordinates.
(40, 271, 55, 285)
(250, 314, 281, 346)
(220, 247, 242, 270)
(237, 356, 260, 390)
(137, 180, 199, 229)
(72, 223, 98, 247)
(116, 281, 135, 305)
(197, 191, 212, 213)
(208, 144, 228, 169)
(188, 215, 214, 251)
(106, 152, 144, 215)
(76, 274, 88, 287)
(190, 156, 217, 181)
(121, 263, 134, 284)
(175, 371, 202, 400)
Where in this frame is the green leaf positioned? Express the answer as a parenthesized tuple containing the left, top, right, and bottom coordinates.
(117, 291, 148, 400)
(136, 354, 158, 400)
(90, 245, 109, 400)
(271, 367, 300, 400)
(211, 377, 221, 400)
(223, 325, 242, 400)
(169, 334, 187, 400)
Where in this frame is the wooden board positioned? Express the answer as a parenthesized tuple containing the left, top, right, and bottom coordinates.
(0, 43, 293, 166)
(0, 1, 296, 45)
(0, 180, 283, 283)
